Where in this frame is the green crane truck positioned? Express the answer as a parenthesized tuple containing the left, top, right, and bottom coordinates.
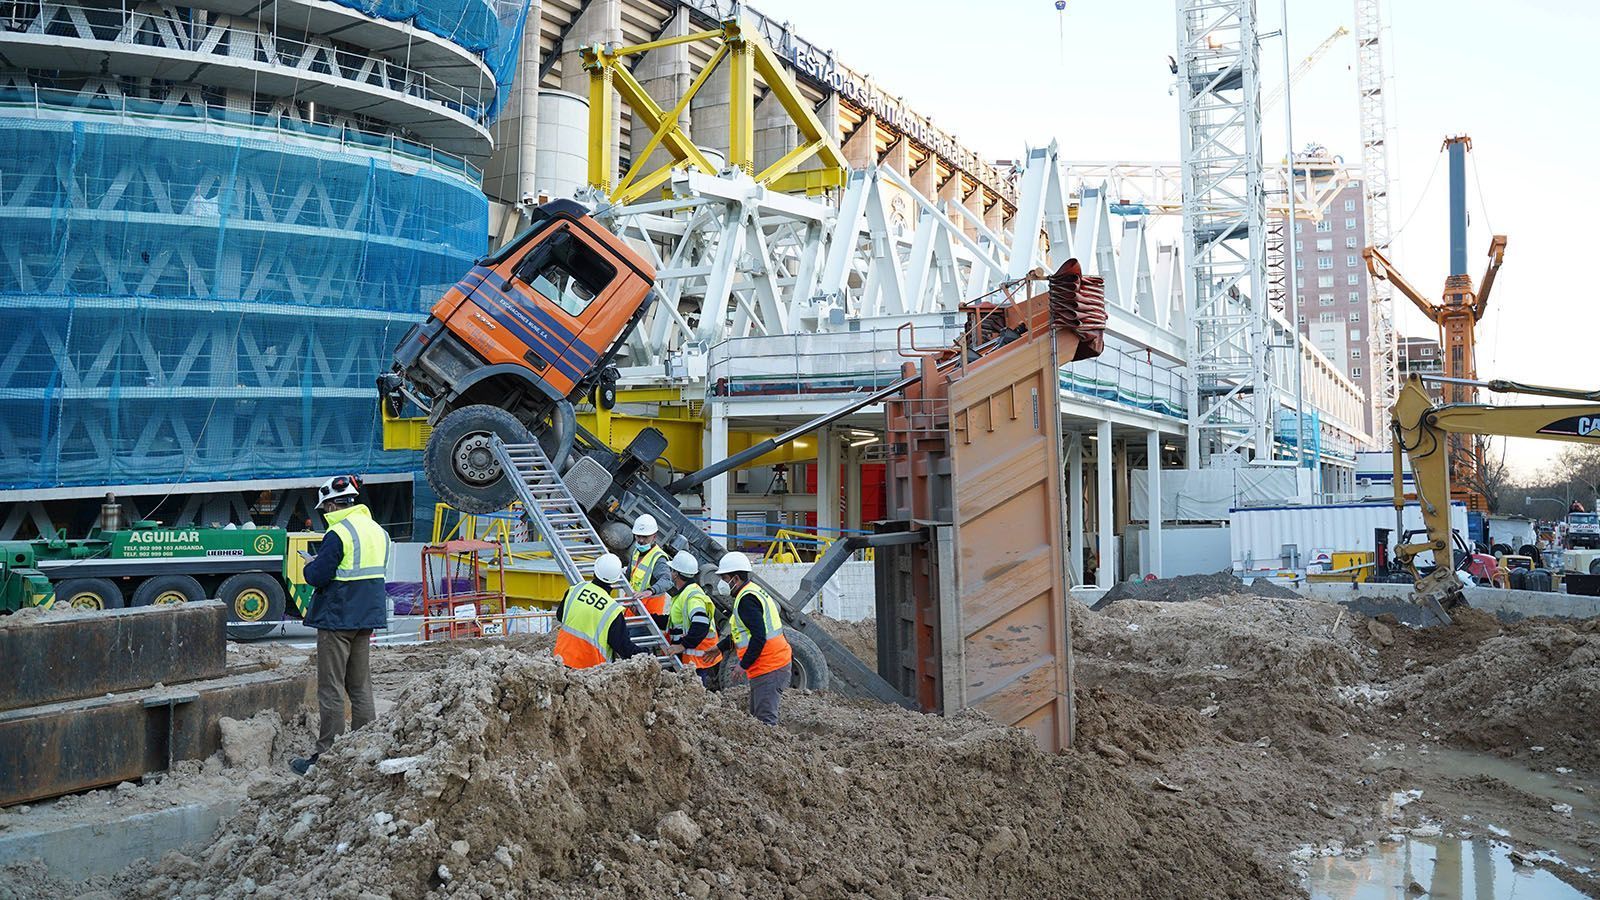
(0, 518, 318, 640)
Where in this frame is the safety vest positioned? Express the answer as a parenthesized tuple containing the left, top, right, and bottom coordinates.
(324, 504, 389, 581)
(666, 582, 721, 669)
(729, 582, 792, 678)
(554, 582, 623, 669)
(630, 544, 668, 616)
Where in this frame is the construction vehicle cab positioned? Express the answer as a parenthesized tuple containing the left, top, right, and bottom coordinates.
(383, 199, 657, 513)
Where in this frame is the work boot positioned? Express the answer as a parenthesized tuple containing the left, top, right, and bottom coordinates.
(290, 754, 318, 776)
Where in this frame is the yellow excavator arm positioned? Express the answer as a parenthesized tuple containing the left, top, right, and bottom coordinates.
(1392, 373, 1600, 622)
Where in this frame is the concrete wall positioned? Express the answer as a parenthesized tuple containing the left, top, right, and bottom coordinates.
(753, 560, 874, 620)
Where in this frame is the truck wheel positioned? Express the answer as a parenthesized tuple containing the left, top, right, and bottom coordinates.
(1589, 558, 1600, 576)
(54, 577, 124, 610)
(786, 629, 831, 692)
(220, 572, 286, 641)
(425, 404, 535, 515)
(132, 575, 206, 607)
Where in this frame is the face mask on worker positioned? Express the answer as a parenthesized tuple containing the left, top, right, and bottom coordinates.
(715, 579, 732, 597)
(635, 542, 650, 554)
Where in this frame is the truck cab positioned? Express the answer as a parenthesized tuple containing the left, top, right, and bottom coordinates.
(1567, 511, 1600, 549)
(385, 199, 658, 513)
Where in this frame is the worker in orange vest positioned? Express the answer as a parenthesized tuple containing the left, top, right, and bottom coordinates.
(664, 551, 722, 688)
(553, 554, 642, 669)
(628, 514, 672, 626)
(716, 551, 792, 724)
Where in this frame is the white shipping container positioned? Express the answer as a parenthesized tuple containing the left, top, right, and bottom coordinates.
(1230, 501, 1469, 574)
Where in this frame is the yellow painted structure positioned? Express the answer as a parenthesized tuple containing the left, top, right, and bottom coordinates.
(580, 18, 848, 203)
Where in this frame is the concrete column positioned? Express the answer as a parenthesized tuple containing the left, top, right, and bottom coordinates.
(706, 401, 730, 541)
(1067, 431, 1084, 585)
(816, 427, 839, 537)
(939, 173, 970, 238)
(689, 52, 731, 162)
(1096, 420, 1115, 588)
(482, 0, 542, 206)
(817, 92, 842, 144)
(629, 7, 691, 177)
(910, 153, 937, 198)
(1113, 438, 1129, 531)
(840, 115, 878, 169)
(1147, 429, 1164, 578)
(984, 191, 1006, 235)
(844, 444, 863, 533)
(881, 137, 910, 179)
(560, 0, 621, 185)
(753, 92, 801, 174)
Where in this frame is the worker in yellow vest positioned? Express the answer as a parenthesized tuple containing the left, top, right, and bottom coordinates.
(716, 551, 792, 724)
(292, 475, 390, 776)
(628, 514, 672, 625)
(553, 554, 642, 669)
(664, 551, 722, 687)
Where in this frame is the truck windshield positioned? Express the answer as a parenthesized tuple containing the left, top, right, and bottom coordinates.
(1572, 514, 1598, 525)
(512, 228, 617, 318)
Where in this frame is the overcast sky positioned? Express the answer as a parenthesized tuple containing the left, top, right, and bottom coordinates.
(756, 0, 1598, 477)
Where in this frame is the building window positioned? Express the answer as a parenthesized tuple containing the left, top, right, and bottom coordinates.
(1296, 276, 1304, 289)
(1348, 273, 1360, 285)
(1319, 312, 1335, 323)
(1347, 254, 1359, 267)
(1351, 348, 1362, 359)
(1346, 235, 1358, 249)
(1319, 296, 1335, 306)
(1294, 239, 1303, 252)
(1344, 199, 1356, 212)
(1296, 257, 1304, 270)
(1315, 220, 1332, 233)
(1317, 256, 1333, 269)
(1294, 222, 1304, 234)
(1348, 291, 1360, 303)
(1421, 347, 1433, 357)
(1316, 238, 1333, 251)
(1318, 276, 1334, 288)
(1345, 217, 1358, 230)
(1353, 367, 1362, 378)
(1350, 329, 1362, 341)
(1349, 311, 1361, 322)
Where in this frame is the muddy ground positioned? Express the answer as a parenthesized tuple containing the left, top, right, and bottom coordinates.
(2, 586, 1597, 898)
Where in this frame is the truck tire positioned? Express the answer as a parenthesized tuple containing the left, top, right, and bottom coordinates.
(54, 577, 124, 610)
(132, 575, 206, 607)
(219, 572, 286, 641)
(425, 404, 536, 514)
(786, 629, 830, 692)
(1588, 558, 1600, 576)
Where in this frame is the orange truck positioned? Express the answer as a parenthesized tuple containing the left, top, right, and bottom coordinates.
(383, 199, 657, 512)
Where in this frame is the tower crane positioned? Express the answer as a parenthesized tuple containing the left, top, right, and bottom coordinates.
(1263, 25, 1349, 112)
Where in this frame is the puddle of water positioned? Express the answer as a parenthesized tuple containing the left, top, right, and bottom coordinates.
(1406, 746, 1599, 822)
(1307, 837, 1588, 900)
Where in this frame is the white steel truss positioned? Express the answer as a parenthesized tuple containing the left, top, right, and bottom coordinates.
(1176, 0, 1272, 465)
(592, 143, 1185, 376)
(1356, 0, 1397, 443)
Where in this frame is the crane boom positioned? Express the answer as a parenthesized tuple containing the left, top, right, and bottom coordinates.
(1263, 25, 1350, 111)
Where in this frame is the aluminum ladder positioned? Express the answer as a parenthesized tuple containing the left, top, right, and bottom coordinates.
(489, 437, 683, 671)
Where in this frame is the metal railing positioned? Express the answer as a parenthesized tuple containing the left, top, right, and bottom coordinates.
(1, 84, 483, 182)
(3, 1, 493, 123)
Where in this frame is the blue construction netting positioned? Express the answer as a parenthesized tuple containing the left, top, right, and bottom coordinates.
(331, 0, 530, 119)
(0, 116, 488, 489)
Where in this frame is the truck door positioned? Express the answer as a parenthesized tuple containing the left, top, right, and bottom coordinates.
(483, 226, 619, 396)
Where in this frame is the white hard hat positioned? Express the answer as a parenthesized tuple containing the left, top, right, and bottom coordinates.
(632, 514, 659, 537)
(593, 553, 625, 586)
(669, 550, 700, 577)
(715, 551, 753, 576)
(317, 475, 361, 506)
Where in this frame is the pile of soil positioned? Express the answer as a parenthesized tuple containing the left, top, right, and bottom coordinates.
(124, 647, 1291, 899)
(1090, 571, 1299, 610)
(1384, 615, 1600, 768)
(808, 613, 877, 663)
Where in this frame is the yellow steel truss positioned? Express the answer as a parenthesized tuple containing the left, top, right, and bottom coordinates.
(581, 18, 848, 203)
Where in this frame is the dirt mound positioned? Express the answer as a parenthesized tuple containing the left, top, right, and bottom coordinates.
(129, 646, 1292, 899)
(1090, 572, 1299, 610)
(1385, 616, 1600, 768)
(1074, 594, 1370, 751)
(809, 614, 877, 663)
